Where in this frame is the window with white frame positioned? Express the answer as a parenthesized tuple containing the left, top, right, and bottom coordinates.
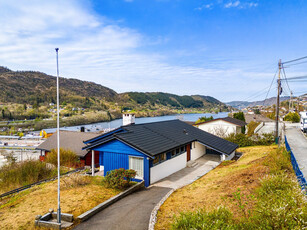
(129, 156, 144, 178)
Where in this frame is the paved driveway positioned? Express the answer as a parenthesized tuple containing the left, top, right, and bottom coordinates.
(285, 124, 307, 177)
(74, 154, 220, 230)
(74, 186, 171, 230)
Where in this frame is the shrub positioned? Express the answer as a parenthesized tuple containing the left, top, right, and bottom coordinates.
(61, 173, 91, 189)
(195, 116, 214, 124)
(225, 133, 275, 147)
(247, 121, 260, 136)
(225, 133, 253, 147)
(103, 168, 136, 189)
(233, 112, 245, 122)
(284, 112, 300, 122)
(45, 148, 80, 168)
(0, 160, 56, 192)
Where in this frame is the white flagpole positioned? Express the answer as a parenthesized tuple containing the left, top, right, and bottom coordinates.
(55, 48, 61, 223)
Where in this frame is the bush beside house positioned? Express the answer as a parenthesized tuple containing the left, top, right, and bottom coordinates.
(225, 133, 274, 147)
(45, 148, 80, 168)
(103, 168, 137, 189)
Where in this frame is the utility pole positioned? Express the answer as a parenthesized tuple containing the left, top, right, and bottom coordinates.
(275, 59, 281, 145)
(290, 91, 293, 112)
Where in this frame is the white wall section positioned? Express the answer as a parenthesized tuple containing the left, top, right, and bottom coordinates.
(191, 141, 206, 161)
(150, 152, 187, 184)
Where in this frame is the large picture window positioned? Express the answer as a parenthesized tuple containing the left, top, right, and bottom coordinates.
(129, 156, 144, 178)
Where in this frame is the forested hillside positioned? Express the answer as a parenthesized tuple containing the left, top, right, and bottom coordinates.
(0, 66, 230, 127)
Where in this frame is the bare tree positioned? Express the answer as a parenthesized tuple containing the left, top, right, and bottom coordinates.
(207, 126, 229, 138)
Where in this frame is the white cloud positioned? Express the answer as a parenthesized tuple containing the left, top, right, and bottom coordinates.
(0, 0, 270, 102)
(195, 4, 214, 10)
(224, 1, 240, 8)
(248, 2, 258, 7)
(224, 1, 258, 9)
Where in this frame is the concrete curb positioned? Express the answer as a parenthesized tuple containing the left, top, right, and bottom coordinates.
(148, 163, 221, 230)
(148, 189, 175, 230)
(77, 181, 144, 222)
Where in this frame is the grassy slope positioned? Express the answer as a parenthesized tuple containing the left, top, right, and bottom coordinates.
(0, 175, 120, 230)
(155, 145, 291, 229)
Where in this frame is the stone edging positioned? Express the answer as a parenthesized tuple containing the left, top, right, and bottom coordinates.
(148, 163, 221, 230)
(77, 181, 144, 222)
(148, 188, 175, 230)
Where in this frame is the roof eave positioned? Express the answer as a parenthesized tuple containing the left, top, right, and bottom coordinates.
(82, 135, 155, 159)
(196, 140, 238, 156)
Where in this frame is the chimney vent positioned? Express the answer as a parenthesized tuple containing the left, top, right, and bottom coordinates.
(122, 113, 135, 126)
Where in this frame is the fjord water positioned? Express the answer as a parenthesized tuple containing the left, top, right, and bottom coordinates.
(42, 112, 229, 133)
(0, 112, 228, 168)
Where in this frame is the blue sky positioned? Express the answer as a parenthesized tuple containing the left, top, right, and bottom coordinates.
(0, 0, 306, 102)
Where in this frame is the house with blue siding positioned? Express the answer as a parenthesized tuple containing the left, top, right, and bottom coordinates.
(83, 117, 238, 187)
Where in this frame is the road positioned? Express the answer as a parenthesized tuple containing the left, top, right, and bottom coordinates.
(285, 124, 307, 177)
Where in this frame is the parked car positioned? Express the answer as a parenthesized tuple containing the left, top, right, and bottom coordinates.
(300, 111, 307, 133)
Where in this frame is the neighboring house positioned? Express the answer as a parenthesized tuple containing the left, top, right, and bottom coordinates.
(36, 131, 99, 166)
(83, 119, 238, 187)
(194, 117, 247, 137)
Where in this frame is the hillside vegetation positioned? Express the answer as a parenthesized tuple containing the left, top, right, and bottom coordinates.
(155, 146, 307, 229)
(0, 67, 116, 106)
(120, 92, 227, 110)
(0, 66, 230, 132)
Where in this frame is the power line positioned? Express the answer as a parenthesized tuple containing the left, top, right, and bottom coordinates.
(263, 67, 278, 106)
(284, 60, 307, 67)
(232, 86, 272, 108)
(282, 55, 307, 64)
(283, 79, 307, 82)
(281, 64, 291, 94)
(281, 75, 307, 80)
(293, 90, 307, 95)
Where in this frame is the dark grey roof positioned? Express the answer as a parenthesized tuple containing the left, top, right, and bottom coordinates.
(221, 117, 247, 126)
(196, 117, 247, 127)
(36, 131, 98, 157)
(84, 120, 238, 156)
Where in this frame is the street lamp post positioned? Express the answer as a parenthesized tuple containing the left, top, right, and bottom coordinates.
(55, 48, 61, 223)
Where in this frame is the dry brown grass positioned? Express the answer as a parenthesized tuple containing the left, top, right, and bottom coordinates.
(155, 145, 277, 230)
(0, 174, 120, 230)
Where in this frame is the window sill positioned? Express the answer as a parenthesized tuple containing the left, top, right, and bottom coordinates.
(135, 176, 143, 180)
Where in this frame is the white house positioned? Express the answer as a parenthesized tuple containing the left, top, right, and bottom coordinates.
(194, 117, 246, 137)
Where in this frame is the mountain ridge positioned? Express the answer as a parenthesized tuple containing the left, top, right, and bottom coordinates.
(226, 96, 290, 109)
(0, 66, 228, 111)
